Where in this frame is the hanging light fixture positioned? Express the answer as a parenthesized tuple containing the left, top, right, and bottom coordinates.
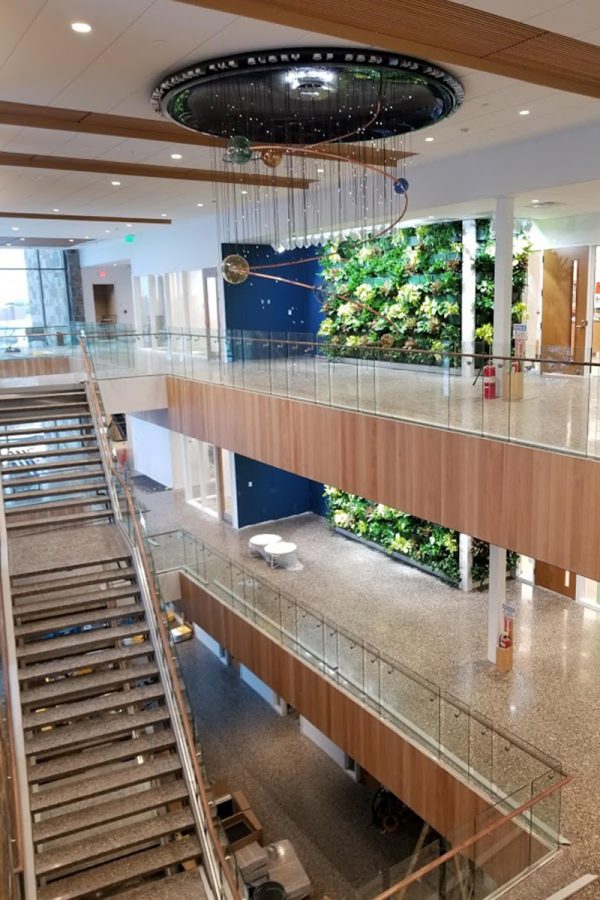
(152, 47, 463, 304)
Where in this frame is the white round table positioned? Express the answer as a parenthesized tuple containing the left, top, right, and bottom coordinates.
(248, 533, 282, 557)
(263, 541, 298, 569)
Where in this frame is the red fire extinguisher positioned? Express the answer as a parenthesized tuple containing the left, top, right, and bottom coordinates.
(483, 363, 496, 400)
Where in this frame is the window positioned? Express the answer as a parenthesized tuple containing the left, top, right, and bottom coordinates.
(0, 248, 70, 331)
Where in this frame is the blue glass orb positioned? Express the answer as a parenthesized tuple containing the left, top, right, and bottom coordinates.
(224, 135, 253, 165)
(393, 177, 409, 195)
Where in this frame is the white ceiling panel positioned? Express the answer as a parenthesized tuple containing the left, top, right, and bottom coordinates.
(0, 0, 46, 68)
(0, 0, 156, 104)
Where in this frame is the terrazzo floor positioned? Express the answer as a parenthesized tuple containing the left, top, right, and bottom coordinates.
(139, 488, 600, 899)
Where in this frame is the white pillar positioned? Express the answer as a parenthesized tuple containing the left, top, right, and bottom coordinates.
(459, 533, 473, 592)
(461, 219, 477, 378)
(493, 198, 515, 391)
(487, 544, 507, 663)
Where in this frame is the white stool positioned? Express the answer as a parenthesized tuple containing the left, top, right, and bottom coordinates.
(264, 541, 298, 569)
(248, 533, 282, 558)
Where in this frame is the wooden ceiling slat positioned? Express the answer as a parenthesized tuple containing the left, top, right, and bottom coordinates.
(0, 212, 172, 225)
(0, 152, 313, 189)
(174, 0, 600, 98)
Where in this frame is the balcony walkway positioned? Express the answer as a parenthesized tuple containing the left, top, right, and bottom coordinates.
(138, 487, 600, 900)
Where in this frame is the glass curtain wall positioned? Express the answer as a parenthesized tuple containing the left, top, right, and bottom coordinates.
(0, 248, 71, 337)
(183, 436, 234, 523)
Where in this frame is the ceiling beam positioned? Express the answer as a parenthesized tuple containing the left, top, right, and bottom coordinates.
(0, 101, 407, 168)
(0, 152, 313, 189)
(173, 0, 600, 99)
(0, 212, 171, 224)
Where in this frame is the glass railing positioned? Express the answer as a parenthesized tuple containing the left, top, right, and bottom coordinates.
(148, 527, 565, 840)
(83, 328, 600, 460)
(362, 770, 568, 899)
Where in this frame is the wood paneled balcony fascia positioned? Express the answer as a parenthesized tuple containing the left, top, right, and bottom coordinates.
(180, 574, 551, 884)
(166, 376, 600, 582)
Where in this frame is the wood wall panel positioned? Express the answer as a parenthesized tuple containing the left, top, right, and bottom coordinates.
(0, 356, 71, 380)
(167, 376, 600, 581)
(180, 576, 548, 880)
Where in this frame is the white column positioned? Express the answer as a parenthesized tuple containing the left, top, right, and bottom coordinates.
(487, 544, 507, 663)
(461, 219, 477, 378)
(459, 533, 473, 592)
(493, 197, 515, 392)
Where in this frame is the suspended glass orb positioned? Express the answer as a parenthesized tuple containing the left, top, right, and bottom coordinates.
(224, 135, 253, 165)
(261, 148, 284, 169)
(393, 177, 409, 195)
(221, 254, 250, 285)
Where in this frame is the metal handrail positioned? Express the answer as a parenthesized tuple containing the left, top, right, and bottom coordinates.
(80, 337, 241, 900)
(372, 773, 573, 900)
(0, 482, 36, 898)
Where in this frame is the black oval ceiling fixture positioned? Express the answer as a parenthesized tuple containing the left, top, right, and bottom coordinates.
(152, 47, 464, 144)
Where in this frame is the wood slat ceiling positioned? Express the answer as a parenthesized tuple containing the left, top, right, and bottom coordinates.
(0, 101, 409, 168)
(0, 151, 313, 189)
(0, 212, 172, 225)
(174, 0, 600, 98)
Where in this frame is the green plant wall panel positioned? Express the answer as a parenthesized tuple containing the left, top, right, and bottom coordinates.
(325, 487, 516, 587)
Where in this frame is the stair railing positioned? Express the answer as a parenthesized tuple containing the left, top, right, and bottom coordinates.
(0, 486, 36, 899)
(80, 336, 241, 900)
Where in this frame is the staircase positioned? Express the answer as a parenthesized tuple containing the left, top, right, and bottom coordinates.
(1, 383, 209, 899)
(0, 384, 112, 533)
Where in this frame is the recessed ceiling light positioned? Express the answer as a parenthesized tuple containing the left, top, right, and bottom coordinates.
(126, 223, 132, 227)
(11, 226, 19, 231)
(6, 243, 12, 247)
(84, 235, 90, 239)
(317, 168, 325, 174)
(170, 153, 182, 160)
(425, 136, 434, 142)
(68, 239, 74, 243)
(111, 180, 121, 186)
(71, 22, 92, 33)
(519, 109, 530, 116)
(105, 229, 111, 234)
(241, 190, 248, 195)
(197, 203, 204, 207)
(161, 213, 168, 217)
(531, 199, 540, 204)
(19, 237, 25, 241)
(53, 208, 60, 213)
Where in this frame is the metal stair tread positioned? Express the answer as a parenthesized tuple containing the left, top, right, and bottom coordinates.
(30, 753, 182, 812)
(18, 642, 154, 682)
(25, 706, 170, 756)
(36, 836, 201, 900)
(15, 583, 140, 618)
(2, 468, 104, 487)
(112, 868, 206, 900)
(15, 600, 143, 637)
(21, 661, 159, 707)
(3, 434, 97, 449)
(28, 727, 175, 784)
(2, 456, 101, 474)
(23, 682, 164, 730)
(17, 621, 150, 662)
(6, 496, 111, 516)
(32, 780, 189, 843)
(7, 509, 114, 529)
(35, 809, 194, 876)
(1, 446, 100, 462)
(4, 482, 107, 503)
(1, 423, 96, 436)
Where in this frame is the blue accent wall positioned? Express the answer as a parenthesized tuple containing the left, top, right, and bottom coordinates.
(234, 453, 325, 528)
(222, 243, 323, 338)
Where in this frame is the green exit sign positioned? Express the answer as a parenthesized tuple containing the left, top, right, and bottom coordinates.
(124, 234, 135, 243)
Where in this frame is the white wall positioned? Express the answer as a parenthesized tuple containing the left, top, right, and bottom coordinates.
(531, 214, 600, 250)
(128, 415, 175, 488)
(78, 215, 220, 278)
(81, 262, 134, 325)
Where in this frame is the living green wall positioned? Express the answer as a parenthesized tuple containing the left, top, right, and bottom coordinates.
(319, 222, 463, 361)
(318, 218, 531, 360)
(325, 487, 516, 587)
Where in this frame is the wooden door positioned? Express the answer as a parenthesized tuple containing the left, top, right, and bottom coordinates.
(535, 561, 576, 599)
(541, 246, 589, 373)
